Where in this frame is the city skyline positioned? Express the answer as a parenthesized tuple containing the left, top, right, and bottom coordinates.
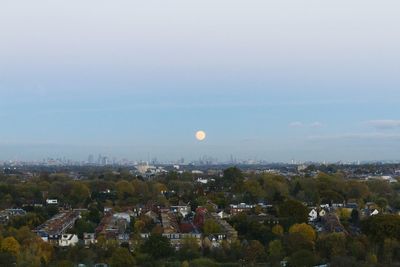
(1, 1, 400, 161)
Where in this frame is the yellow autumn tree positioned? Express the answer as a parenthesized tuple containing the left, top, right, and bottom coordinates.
(1, 236, 21, 256)
(289, 223, 316, 243)
(272, 224, 284, 236)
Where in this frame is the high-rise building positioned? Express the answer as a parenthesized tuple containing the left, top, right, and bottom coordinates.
(88, 154, 94, 164)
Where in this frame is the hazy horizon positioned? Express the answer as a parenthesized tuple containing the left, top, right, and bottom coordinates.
(1, 0, 400, 162)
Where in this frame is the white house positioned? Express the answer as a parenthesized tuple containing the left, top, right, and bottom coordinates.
(59, 234, 79, 247)
(196, 178, 209, 184)
(320, 204, 330, 209)
(217, 211, 230, 219)
(370, 209, 379, 216)
(309, 209, 318, 222)
(319, 209, 327, 217)
(46, 199, 58, 205)
(170, 205, 191, 217)
(113, 213, 131, 223)
(83, 233, 96, 247)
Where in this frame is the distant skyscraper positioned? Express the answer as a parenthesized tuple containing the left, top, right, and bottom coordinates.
(97, 154, 102, 165)
(88, 154, 94, 164)
(101, 156, 108, 165)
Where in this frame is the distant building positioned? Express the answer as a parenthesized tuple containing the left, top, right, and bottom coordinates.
(59, 234, 79, 247)
(0, 208, 27, 224)
(84, 233, 96, 247)
(170, 204, 191, 217)
(96, 212, 131, 242)
(309, 209, 318, 222)
(229, 203, 254, 216)
(46, 199, 58, 205)
(209, 212, 238, 243)
(217, 211, 230, 219)
(35, 211, 80, 244)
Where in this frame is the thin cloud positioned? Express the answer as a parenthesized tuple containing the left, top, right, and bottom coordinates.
(310, 121, 323, 128)
(289, 121, 323, 128)
(366, 120, 400, 129)
(308, 132, 400, 141)
(289, 121, 304, 128)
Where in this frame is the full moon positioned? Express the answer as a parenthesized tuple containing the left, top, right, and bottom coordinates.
(195, 130, 206, 141)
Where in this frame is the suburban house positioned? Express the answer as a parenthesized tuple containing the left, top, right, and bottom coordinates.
(59, 234, 79, 247)
(229, 203, 254, 216)
(84, 233, 96, 247)
(309, 209, 318, 222)
(35, 211, 80, 245)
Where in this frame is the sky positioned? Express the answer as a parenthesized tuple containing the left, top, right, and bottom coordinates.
(1, 0, 400, 162)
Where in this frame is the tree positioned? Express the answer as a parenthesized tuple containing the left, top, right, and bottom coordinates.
(361, 214, 400, 243)
(286, 232, 314, 254)
(279, 200, 308, 225)
(203, 219, 221, 235)
(69, 182, 91, 206)
(134, 220, 145, 233)
(243, 179, 265, 202)
(345, 181, 370, 200)
(0, 251, 16, 267)
(336, 208, 351, 221)
(190, 258, 219, 267)
(244, 240, 266, 263)
(268, 240, 284, 266)
(261, 174, 289, 203)
(382, 238, 400, 265)
(272, 224, 284, 237)
(350, 209, 360, 225)
(1, 237, 20, 257)
(178, 237, 200, 261)
(14, 237, 54, 267)
(347, 236, 368, 261)
(330, 256, 357, 267)
(288, 250, 317, 267)
(222, 167, 244, 192)
(115, 180, 135, 201)
(110, 247, 135, 267)
(73, 219, 95, 239)
(141, 234, 174, 259)
(289, 223, 316, 244)
(316, 233, 346, 260)
(376, 197, 388, 212)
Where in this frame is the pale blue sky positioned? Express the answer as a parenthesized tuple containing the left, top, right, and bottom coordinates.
(1, 0, 400, 162)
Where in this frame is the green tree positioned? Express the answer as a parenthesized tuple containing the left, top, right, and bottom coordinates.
(190, 258, 219, 267)
(362, 214, 400, 242)
(261, 174, 289, 202)
(110, 247, 135, 267)
(141, 234, 174, 259)
(288, 250, 317, 267)
(178, 237, 200, 261)
(268, 240, 284, 266)
(222, 167, 244, 192)
(0, 252, 16, 267)
(279, 200, 308, 225)
(382, 238, 400, 265)
(115, 180, 135, 201)
(69, 182, 91, 206)
(203, 219, 221, 235)
(286, 232, 314, 254)
(316, 233, 346, 260)
(244, 240, 266, 263)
